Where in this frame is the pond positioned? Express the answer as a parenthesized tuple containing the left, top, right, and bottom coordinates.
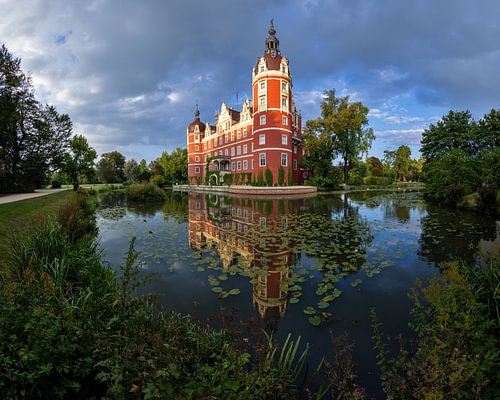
(96, 189, 497, 398)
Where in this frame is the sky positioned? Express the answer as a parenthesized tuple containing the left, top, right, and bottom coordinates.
(1, 0, 499, 162)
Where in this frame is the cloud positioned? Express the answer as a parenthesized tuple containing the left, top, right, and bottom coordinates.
(0, 0, 498, 161)
(375, 128, 425, 147)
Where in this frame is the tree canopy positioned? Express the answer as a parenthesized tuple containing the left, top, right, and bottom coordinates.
(305, 89, 374, 184)
(97, 151, 126, 183)
(1, 44, 71, 193)
(62, 135, 97, 190)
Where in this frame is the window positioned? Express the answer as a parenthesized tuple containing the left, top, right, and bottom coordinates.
(282, 81, 287, 91)
(282, 134, 287, 145)
(293, 146, 297, 154)
(231, 162, 235, 171)
(219, 151, 222, 156)
(231, 147, 235, 156)
(195, 145, 199, 151)
(224, 149, 228, 156)
(194, 167, 200, 173)
(231, 132, 234, 141)
(237, 161, 241, 170)
(259, 153, 266, 166)
(237, 130, 241, 139)
(293, 159, 298, 170)
(260, 65, 264, 72)
(243, 127, 247, 137)
(243, 160, 248, 170)
(282, 96, 288, 108)
(213, 139, 216, 148)
(282, 116, 288, 125)
(260, 81, 265, 90)
(243, 144, 248, 154)
(237, 146, 241, 155)
(260, 115, 266, 125)
(195, 156, 200, 162)
(251, 159, 254, 170)
(225, 134, 228, 143)
(194, 125, 199, 132)
(281, 153, 287, 166)
(259, 134, 265, 145)
(259, 96, 266, 107)
(194, 134, 199, 141)
(219, 137, 223, 145)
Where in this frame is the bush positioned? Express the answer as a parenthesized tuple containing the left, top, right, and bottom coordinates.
(257, 171, 264, 186)
(126, 183, 166, 202)
(278, 166, 285, 186)
(223, 173, 232, 186)
(347, 175, 363, 186)
(150, 174, 166, 187)
(362, 176, 391, 186)
(477, 183, 498, 214)
(371, 260, 499, 399)
(265, 168, 273, 187)
(51, 180, 62, 189)
(305, 175, 341, 191)
(443, 184, 465, 206)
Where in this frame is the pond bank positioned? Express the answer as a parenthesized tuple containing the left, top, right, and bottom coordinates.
(173, 184, 317, 197)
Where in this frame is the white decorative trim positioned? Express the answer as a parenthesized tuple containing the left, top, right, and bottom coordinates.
(256, 147, 292, 152)
(252, 127, 292, 134)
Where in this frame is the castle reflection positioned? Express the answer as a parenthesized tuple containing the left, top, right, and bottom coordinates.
(188, 193, 307, 325)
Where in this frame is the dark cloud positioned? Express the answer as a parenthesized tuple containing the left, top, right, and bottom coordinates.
(1, 0, 498, 161)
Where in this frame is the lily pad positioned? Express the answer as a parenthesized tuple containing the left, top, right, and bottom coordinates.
(228, 288, 241, 295)
(308, 316, 321, 326)
(303, 307, 316, 315)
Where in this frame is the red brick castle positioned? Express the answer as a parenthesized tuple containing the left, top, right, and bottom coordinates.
(187, 21, 304, 186)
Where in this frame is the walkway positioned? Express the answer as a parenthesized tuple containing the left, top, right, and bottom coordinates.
(0, 189, 69, 205)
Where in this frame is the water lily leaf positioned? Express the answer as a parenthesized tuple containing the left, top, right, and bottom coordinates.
(303, 307, 316, 315)
(308, 316, 321, 326)
(317, 301, 329, 309)
(289, 297, 300, 304)
(228, 288, 240, 295)
(212, 287, 223, 293)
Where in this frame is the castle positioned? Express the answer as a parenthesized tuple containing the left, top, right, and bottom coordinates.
(186, 21, 305, 186)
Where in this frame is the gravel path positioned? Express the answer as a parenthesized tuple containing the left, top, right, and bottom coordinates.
(0, 189, 69, 205)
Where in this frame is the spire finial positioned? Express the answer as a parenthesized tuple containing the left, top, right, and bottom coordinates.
(264, 19, 280, 57)
(194, 103, 200, 119)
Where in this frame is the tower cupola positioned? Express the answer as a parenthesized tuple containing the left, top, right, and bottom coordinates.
(264, 19, 280, 57)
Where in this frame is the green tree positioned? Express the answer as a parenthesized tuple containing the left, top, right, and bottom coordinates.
(320, 89, 374, 184)
(0, 45, 71, 192)
(124, 159, 140, 183)
(301, 119, 335, 177)
(62, 135, 97, 190)
(366, 156, 384, 177)
(97, 151, 126, 183)
(138, 159, 151, 182)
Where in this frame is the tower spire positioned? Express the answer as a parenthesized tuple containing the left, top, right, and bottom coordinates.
(194, 103, 200, 119)
(264, 19, 280, 57)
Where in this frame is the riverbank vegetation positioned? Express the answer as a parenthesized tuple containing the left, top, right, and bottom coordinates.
(421, 109, 499, 214)
(371, 259, 499, 399)
(0, 192, 302, 399)
(126, 182, 167, 202)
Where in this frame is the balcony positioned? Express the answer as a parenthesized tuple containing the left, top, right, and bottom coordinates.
(208, 155, 231, 171)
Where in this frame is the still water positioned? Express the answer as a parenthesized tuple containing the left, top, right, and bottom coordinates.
(96, 190, 497, 397)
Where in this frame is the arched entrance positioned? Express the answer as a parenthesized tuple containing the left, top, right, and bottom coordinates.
(209, 174, 218, 186)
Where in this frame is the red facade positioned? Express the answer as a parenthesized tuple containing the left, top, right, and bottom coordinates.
(187, 22, 305, 186)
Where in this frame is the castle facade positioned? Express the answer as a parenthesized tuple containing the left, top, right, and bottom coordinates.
(186, 21, 304, 186)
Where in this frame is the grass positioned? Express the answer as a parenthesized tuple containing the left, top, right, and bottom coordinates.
(0, 191, 73, 270)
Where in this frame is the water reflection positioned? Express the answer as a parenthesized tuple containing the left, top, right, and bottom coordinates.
(187, 192, 373, 328)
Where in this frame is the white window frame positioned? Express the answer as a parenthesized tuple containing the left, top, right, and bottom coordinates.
(243, 144, 248, 154)
(251, 159, 254, 169)
(281, 153, 287, 167)
(237, 146, 241, 155)
(237, 161, 241, 170)
(282, 134, 287, 145)
(293, 159, 298, 170)
(195, 145, 199, 151)
(231, 147, 235, 156)
(259, 134, 265, 145)
(195, 156, 200, 162)
(231, 162, 235, 171)
(282, 116, 288, 125)
(231, 132, 234, 141)
(259, 153, 266, 166)
(194, 167, 200, 173)
(260, 115, 266, 125)
(243, 160, 248, 170)
(282, 96, 288, 108)
(243, 127, 247, 137)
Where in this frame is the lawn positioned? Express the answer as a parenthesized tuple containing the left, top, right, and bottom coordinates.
(0, 190, 73, 263)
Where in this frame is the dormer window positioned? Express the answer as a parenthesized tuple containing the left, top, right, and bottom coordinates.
(194, 125, 199, 132)
(260, 65, 264, 73)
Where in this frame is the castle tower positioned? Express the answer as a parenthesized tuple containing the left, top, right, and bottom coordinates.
(187, 105, 205, 184)
(251, 20, 303, 184)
